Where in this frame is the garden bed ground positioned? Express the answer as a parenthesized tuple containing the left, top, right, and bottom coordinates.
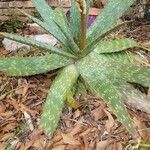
(0, 19, 150, 150)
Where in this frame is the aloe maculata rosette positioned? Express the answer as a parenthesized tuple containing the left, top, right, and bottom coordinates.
(0, 0, 150, 137)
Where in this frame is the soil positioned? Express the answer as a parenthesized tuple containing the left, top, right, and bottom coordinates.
(0, 19, 150, 150)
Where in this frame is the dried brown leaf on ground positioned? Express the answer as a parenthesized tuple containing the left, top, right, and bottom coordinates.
(114, 142, 123, 150)
(133, 117, 150, 140)
(0, 143, 4, 150)
(0, 102, 6, 113)
(80, 128, 96, 137)
(0, 94, 7, 101)
(73, 109, 82, 118)
(91, 106, 105, 121)
(70, 124, 85, 136)
(61, 133, 81, 146)
(104, 110, 115, 133)
(23, 140, 34, 150)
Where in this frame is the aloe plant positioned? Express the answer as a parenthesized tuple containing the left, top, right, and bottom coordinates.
(0, 0, 150, 136)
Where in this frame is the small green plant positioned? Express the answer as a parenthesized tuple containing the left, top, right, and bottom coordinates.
(0, 0, 150, 136)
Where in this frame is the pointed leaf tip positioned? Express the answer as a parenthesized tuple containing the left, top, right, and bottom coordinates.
(40, 64, 79, 135)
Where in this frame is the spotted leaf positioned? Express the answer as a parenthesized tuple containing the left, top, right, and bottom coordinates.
(0, 54, 73, 76)
(94, 52, 150, 86)
(77, 52, 136, 134)
(94, 38, 138, 54)
(0, 32, 75, 58)
(70, 0, 81, 42)
(20, 10, 72, 51)
(110, 63, 150, 87)
(40, 64, 79, 135)
(32, 0, 80, 53)
(87, 0, 135, 44)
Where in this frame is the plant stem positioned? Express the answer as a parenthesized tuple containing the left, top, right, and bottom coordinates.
(79, 0, 87, 50)
(80, 13, 86, 50)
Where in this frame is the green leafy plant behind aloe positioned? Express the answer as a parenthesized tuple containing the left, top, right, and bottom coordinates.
(0, 0, 150, 136)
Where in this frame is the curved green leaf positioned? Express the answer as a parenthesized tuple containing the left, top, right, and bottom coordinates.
(110, 63, 150, 87)
(20, 10, 72, 51)
(82, 21, 133, 57)
(40, 64, 79, 135)
(32, 0, 80, 53)
(70, 0, 81, 42)
(97, 51, 137, 63)
(94, 38, 138, 54)
(87, 0, 135, 43)
(95, 52, 150, 86)
(32, 0, 66, 31)
(0, 54, 73, 76)
(0, 32, 76, 59)
(76, 53, 136, 134)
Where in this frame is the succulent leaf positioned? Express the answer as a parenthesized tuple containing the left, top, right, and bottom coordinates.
(0, 54, 73, 76)
(85, 0, 91, 20)
(20, 10, 72, 51)
(70, 0, 81, 41)
(76, 52, 136, 134)
(95, 52, 150, 86)
(94, 38, 138, 54)
(32, 0, 80, 53)
(0, 32, 76, 58)
(82, 21, 135, 56)
(75, 80, 87, 97)
(40, 64, 79, 135)
(110, 63, 150, 87)
(32, 0, 65, 30)
(87, 0, 135, 44)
